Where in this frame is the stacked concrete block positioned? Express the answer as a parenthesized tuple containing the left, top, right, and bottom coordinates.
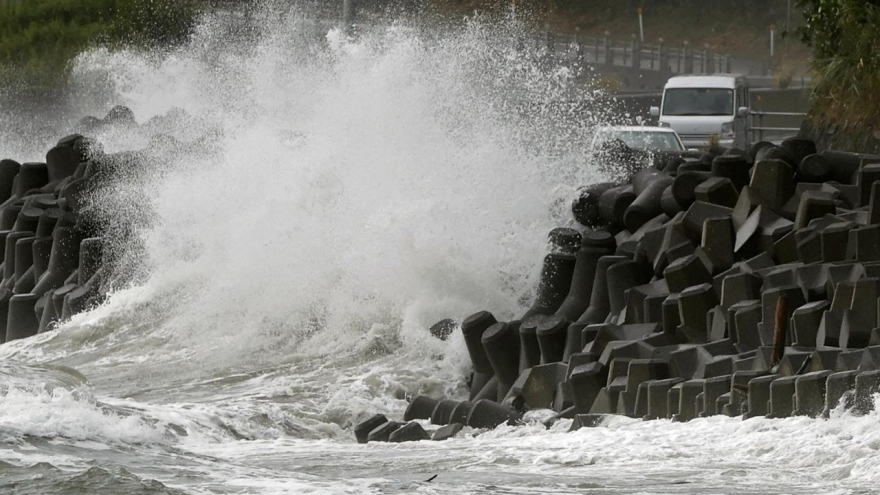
(354, 139, 880, 442)
(853, 370, 880, 414)
(0, 129, 122, 344)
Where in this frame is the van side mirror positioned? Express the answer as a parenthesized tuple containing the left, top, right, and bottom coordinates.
(737, 106, 749, 117)
(649, 106, 660, 117)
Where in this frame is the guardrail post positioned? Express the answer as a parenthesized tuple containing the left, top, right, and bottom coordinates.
(658, 39, 668, 72)
(544, 24, 554, 53)
(758, 113, 765, 142)
(746, 113, 751, 145)
(683, 41, 692, 74)
(603, 32, 612, 65)
(705, 44, 714, 74)
(342, 0, 353, 33)
(632, 35, 641, 69)
(747, 110, 808, 145)
(751, 112, 756, 144)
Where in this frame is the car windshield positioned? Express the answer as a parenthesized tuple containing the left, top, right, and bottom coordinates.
(594, 130, 683, 152)
(662, 88, 734, 116)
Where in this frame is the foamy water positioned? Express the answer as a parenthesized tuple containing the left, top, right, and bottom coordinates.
(0, 4, 878, 494)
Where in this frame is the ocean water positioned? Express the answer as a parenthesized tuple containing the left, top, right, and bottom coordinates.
(0, 4, 879, 494)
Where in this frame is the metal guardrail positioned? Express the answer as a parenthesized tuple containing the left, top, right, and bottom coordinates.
(748, 110, 807, 144)
(544, 32, 772, 78)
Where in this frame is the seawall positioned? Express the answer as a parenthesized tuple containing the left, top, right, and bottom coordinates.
(0, 105, 176, 344)
(356, 135, 880, 442)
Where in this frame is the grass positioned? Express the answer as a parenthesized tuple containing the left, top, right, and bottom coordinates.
(0, 0, 196, 87)
(796, 0, 880, 148)
(424, 0, 810, 64)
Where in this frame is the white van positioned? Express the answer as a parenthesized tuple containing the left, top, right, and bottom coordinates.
(650, 74, 750, 150)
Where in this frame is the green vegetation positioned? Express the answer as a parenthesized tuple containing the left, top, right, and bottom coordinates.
(797, 0, 880, 135)
(425, 0, 807, 63)
(0, 0, 197, 86)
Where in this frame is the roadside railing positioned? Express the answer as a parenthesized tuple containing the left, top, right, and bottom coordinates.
(211, 3, 780, 83)
(542, 31, 771, 77)
(748, 110, 807, 144)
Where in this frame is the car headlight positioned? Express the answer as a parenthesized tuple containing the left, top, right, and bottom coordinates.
(720, 121, 735, 138)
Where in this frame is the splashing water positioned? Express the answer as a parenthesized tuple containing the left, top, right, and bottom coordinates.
(2, 5, 877, 494)
(5, 6, 611, 380)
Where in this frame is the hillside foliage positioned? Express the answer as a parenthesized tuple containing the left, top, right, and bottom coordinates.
(797, 0, 880, 131)
(0, 0, 196, 85)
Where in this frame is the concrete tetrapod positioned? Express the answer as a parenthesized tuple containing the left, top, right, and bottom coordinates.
(605, 260, 652, 324)
(12, 237, 36, 295)
(624, 172, 674, 233)
(63, 282, 102, 319)
(389, 422, 430, 443)
(518, 316, 545, 373)
(521, 253, 577, 320)
(461, 311, 498, 400)
(577, 255, 629, 325)
(536, 315, 569, 364)
(572, 182, 619, 227)
(672, 171, 712, 213)
(0, 289, 10, 344)
(598, 184, 636, 230)
(711, 154, 751, 190)
(0, 207, 21, 231)
(482, 322, 521, 400)
(354, 414, 388, 444)
(15, 162, 50, 197)
(36, 289, 57, 333)
(449, 401, 475, 425)
(404, 396, 439, 421)
(13, 207, 42, 234)
(695, 177, 739, 209)
(563, 321, 590, 362)
(2, 231, 34, 289)
(553, 245, 614, 322)
(432, 423, 463, 441)
(0, 160, 20, 204)
(660, 184, 682, 217)
(78, 238, 103, 285)
(35, 209, 63, 238)
(32, 227, 83, 297)
(51, 283, 77, 321)
(429, 318, 456, 341)
(645, 378, 684, 419)
(45, 145, 81, 183)
(466, 399, 521, 429)
(548, 228, 582, 255)
(367, 421, 402, 442)
(780, 137, 817, 166)
(5, 293, 40, 342)
(430, 399, 459, 426)
(825, 371, 859, 414)
(768, 376, 798, 418)
(794, 370, 833, 417)
(854, 370, 880, 414)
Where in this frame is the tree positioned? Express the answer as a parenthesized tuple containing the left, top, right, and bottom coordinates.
(797, 0, 880, 130)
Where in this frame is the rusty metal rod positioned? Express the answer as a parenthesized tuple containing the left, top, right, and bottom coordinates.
(771, 294, 787, 368)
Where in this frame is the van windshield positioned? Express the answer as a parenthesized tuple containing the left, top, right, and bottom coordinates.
(662, 88, 734, 116)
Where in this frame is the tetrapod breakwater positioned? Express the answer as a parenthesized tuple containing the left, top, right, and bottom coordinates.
(356, 137, 880, 443)
(0, 106, 165, 345)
